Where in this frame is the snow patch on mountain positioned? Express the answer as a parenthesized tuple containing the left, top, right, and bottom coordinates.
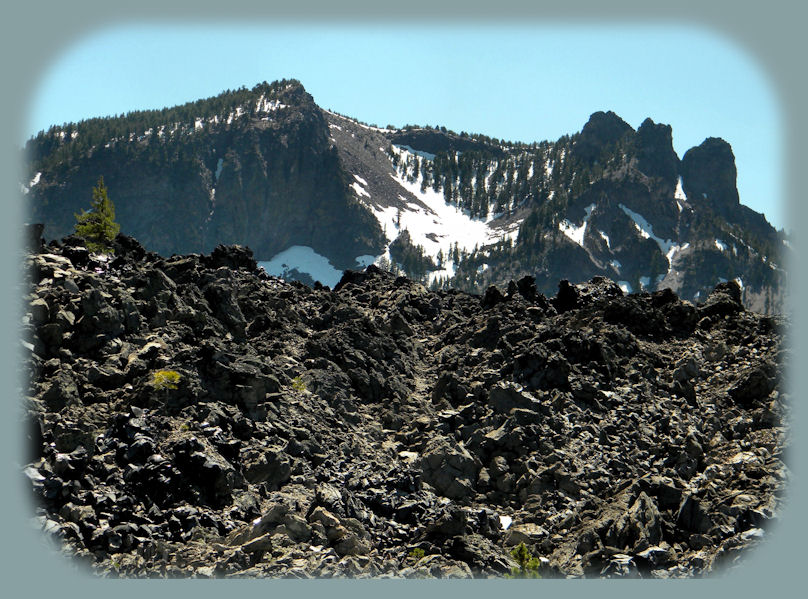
(355, 255, 377, 268)
(558, 204, 595, 247)
(674, 179, 687, 212)
(395, 145, 436, 160)
(367, 147, 520, 264)
(666, 242, 689, 266)
(226, 107, 245, 125)
(255, 95, 287, 113)
(619, 203, 687, 268)
(715, 239, 728, 252)
(384, 177, 488, 256)
(351, 181, 370, 199)
(427, 263, 458, 285)
(675, 176, 687, 201)
(258, 246, 342, 287)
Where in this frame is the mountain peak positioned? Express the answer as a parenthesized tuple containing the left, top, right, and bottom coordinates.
(252, 78, 310, 104)
(635, 117, 679, 185)
(584, 110, 633, 131)
(680, 136, 739, 212)
(574, 110, 634, 163)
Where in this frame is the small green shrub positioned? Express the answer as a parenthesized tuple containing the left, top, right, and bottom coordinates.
(291, 376, 306, 392)
(150, 369, 181, 391)
(408, 548, 425, 560)
(505, 543, 542, 579)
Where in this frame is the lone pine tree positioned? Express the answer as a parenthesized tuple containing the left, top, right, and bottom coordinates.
(74, 176, 120, 252)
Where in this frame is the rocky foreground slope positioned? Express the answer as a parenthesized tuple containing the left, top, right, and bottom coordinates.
(20, 233, 789, 578)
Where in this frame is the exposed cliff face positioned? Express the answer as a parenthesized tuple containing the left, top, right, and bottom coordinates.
(635, 118, 679, 193)
(681, 137, 740, 217)
(26, 81, 386, 269)
(388, 128, 506, 158)
(24, 80, 788, 313)
(441, 113, 786, 314)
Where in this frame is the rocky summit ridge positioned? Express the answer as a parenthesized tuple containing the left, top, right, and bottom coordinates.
(21, 231, 789, 578)
(24, 79, 788, 314)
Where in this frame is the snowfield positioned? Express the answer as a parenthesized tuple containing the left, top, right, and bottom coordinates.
(362, 147, 521, 268)
(341, 145, 527, 285)
(258, 246, 343, 288)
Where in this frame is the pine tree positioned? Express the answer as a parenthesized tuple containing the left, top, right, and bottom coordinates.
(74, 176, 120, 252)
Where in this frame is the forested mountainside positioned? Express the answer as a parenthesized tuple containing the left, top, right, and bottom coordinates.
(24, 80, 385, 269)
(23, 79, 789, 313)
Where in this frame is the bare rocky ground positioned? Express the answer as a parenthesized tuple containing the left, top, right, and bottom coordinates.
(19, 232, 789, 578)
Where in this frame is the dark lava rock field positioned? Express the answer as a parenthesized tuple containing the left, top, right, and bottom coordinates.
(20, 233, 789, 578)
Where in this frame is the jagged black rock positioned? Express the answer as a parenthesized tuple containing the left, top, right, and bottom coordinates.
(21, 234, 788, 578)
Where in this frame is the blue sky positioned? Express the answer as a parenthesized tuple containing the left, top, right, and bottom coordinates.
(25, 23, 785, 230)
